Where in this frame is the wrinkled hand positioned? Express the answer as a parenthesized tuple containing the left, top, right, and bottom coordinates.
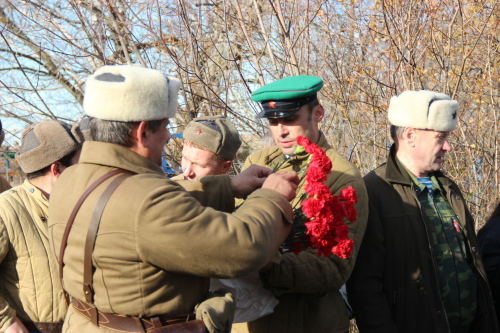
(230, 165, 272, 198)
(5, 317, 29, 333)
(262, 170, 299, 201)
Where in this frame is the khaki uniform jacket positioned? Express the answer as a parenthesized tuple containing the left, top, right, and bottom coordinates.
(171, 174, 183, 181)
(241, 133, 369, 333)
(0, 180, 66, 331)
(347, 145, 498, 333)
(48, 142, 293, 333)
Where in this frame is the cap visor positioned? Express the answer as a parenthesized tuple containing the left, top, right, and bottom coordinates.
(257, 108, 300, 119)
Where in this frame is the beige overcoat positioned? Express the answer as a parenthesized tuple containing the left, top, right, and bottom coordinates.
(240, 133, 369, 333)
(0, 180, 66, 331)
(48, 141, 293, 333)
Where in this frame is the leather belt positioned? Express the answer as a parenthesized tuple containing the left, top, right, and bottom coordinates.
(22, 321, 63, 333)
(72, 298, 195, 333)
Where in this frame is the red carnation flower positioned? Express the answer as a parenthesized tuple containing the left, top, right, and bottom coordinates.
(282, 136, 358, 259)
(302, 198, 325, 217)
(340, 186, 357, 204)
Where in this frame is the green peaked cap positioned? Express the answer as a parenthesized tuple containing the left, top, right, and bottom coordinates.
(251, 75, 323, 102)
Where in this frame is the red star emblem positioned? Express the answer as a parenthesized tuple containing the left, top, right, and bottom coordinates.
(269, 101, 276, 108)
(196, 129, 202, 135)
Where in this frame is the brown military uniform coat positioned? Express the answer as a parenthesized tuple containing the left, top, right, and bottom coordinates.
(240, 133, 369, 333)
(48, 141, 292, 333)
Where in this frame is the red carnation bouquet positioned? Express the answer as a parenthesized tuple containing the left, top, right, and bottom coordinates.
(281, 136, 358, 258)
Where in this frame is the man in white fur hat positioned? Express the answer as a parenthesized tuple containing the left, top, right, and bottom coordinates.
(48, 65, 298, 333)
(347, 90, 498, 333)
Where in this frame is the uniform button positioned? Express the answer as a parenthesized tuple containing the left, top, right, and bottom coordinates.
(455, 195, 460, 200)
(40, 217, 46, 222)
(29, 188, 34, 193)
(472, 247, 476, 252)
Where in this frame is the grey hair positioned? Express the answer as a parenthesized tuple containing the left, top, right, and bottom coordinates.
(90, 118, 164, 147)
(390, 125, 406, 142)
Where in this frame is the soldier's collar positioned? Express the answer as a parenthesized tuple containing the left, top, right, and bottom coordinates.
(79, 141, 165, 176)
(288, 132, 327, 162)
(316, 131, 331, 151)
(385, 145, 412, 186)
(22, 179, 49, 205)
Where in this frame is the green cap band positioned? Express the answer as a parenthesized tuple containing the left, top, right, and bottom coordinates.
(251, 75, 323, 102)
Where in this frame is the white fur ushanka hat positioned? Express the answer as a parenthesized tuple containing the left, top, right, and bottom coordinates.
(388, 90, 459, 132)
(84, 65, 181, 121)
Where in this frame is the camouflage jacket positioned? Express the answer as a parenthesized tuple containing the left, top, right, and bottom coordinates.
(347, 144, 498, 333)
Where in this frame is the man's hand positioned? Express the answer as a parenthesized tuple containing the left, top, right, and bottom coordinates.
(262, 170, 299, 201)
(231, 165, 272, 198)
(5, 317, 29, 333)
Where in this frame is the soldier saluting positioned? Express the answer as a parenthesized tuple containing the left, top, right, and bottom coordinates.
(48, 65, 298, 333)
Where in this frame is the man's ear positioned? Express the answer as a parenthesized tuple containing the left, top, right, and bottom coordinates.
(50, 161, 64, 179)
(313, 105, 325, 123)
(404, 127, 417, 147)
(134, 121, 150, 148)
(221, 160, 232, 174)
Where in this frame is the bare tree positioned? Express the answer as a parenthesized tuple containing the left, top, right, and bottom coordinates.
(1, 0, 500, 229)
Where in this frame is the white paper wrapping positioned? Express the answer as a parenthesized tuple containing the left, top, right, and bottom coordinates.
(210, 272, 279, 323)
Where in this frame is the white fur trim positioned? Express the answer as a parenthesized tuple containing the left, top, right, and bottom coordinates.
(388, 90, 458, 131)
(84, 65, 180, 121)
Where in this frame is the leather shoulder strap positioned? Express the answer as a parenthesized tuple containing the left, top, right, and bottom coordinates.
(83, 171, 133, 326)
(58, 169, 130, 306)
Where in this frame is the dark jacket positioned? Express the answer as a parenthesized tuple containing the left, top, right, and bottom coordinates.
(347, 145, 498, 333)
(478, 216, 500, 327)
